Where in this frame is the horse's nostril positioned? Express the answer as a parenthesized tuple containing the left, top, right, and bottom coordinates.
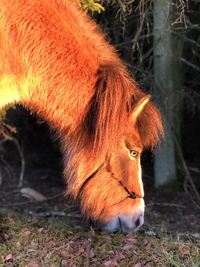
(135, 217, 141, 228)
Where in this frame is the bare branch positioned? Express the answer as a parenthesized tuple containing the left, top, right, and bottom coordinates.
(180, 57, 200, 72)
(174, 136, 200, 209)
(11, 137, 25, 188)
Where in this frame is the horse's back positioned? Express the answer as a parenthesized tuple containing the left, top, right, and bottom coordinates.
(0, 0, 121, 112)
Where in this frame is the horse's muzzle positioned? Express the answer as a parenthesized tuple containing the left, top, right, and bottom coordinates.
(100, 212, 144, 233)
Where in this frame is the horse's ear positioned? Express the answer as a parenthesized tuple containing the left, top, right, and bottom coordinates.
(131, 95, 151, 125)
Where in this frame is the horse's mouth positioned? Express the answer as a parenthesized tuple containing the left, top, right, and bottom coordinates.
(96, 212, 144, 233)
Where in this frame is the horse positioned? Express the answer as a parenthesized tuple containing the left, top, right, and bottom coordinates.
(0, 0, 163, 232)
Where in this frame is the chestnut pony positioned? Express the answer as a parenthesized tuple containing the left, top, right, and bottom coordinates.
(0, 0, 163, 232)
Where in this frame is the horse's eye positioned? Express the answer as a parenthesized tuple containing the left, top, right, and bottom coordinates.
(130, 150, 138, 158)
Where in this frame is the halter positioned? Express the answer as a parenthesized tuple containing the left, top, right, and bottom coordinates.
(118, 180, 143, 200)
(77, 163, 143, 200)
(77, 164, 103, 198)
(106, 158, 143, 200)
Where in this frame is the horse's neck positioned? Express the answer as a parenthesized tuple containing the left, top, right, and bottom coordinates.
(0, 52, 95, 132)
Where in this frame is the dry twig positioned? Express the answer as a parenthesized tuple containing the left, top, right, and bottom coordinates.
(86, 225, 95, 267)
(147, 202, 185, 209)
(11, 137, 25, 187)
(174, 136, 200, 209)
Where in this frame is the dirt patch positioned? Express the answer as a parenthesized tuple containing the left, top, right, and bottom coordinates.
(145, 191, 200, 235)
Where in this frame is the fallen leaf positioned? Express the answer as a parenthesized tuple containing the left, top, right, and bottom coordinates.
(77, 247, 84, 255)
(3, 233, 10, 240)
(24, 261, 39, 267)
(45, 240, 56, 248)
(104, 260, 118, 267)
(122, 244, 132, 250)
(126, 235, 137, 243)
(134, 263, 142, 267)
(60, 250, 69, 258)
(107, 250, 115, 255)
(60, 260, 68, 267)
(180, 246, 190, 258)
(5, 254, 13, 261)
(16, 241, 21, 247)
(89, 248, 95, 258)
(36, 227, 45, 234)
(20, 228, 31, 237)
(114, 251, 125, 261)
(143, 239, 152, 250)
(4, 263, 15, 267)
(20, 187, 46, 202)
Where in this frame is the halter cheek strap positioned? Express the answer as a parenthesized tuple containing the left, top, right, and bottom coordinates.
(77, 164, 103, 198)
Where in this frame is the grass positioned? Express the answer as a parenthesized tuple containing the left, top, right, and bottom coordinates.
(0, 209, 199, 267)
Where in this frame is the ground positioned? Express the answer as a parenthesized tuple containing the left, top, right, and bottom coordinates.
(0, 210, 199, 267)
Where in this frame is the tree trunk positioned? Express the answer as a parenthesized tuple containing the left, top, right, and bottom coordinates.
(153, 0, 184, 186)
